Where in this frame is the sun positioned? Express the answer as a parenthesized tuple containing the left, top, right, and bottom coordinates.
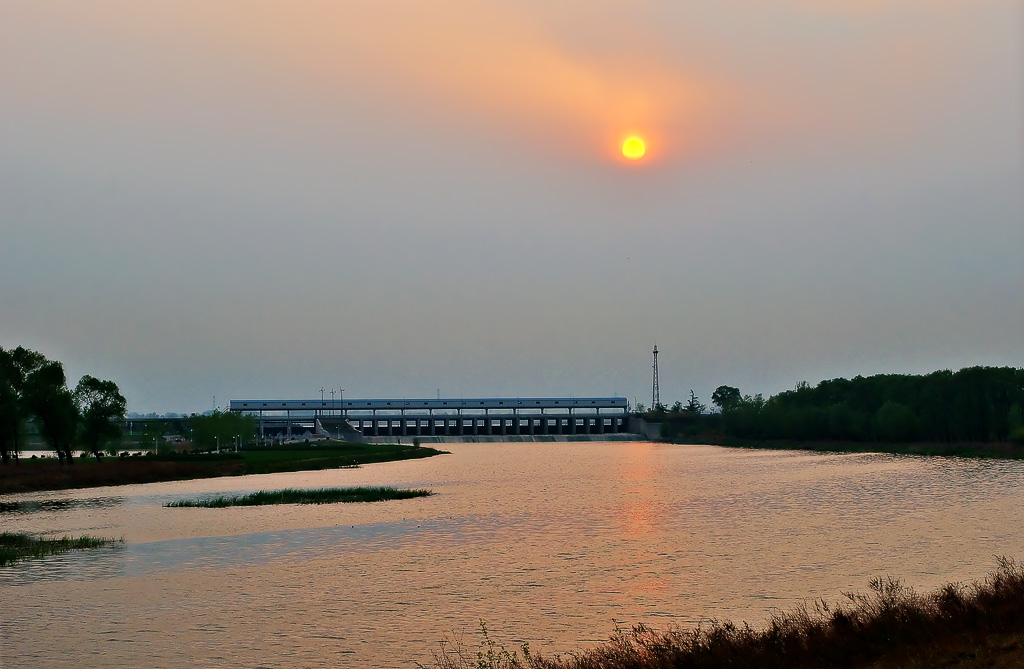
(622, 136, 646, 160)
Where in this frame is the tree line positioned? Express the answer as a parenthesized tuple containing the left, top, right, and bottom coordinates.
(650, 366, 1024, 444)
(187, 410, 256, 451)
(138, 410, 257, 453)
(0, 346, 126, 464)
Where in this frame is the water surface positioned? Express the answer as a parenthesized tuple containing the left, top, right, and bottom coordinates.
(2, 442, 1023, 667)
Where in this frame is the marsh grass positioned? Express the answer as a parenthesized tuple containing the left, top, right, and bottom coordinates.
(165, 485, 433, 508)
(0, 532, 120, 567)
(427, 558, 1024, 669)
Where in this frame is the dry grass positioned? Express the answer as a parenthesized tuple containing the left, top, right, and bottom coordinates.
(425, 559, 1024, 669)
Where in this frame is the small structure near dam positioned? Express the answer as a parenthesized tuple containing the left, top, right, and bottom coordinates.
(228, 397, 630, 439)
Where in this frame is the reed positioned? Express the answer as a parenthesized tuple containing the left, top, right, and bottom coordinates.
(165, 485, 433, 508)
(426, 558, 1024, 669)
(0, 532, 119, 567)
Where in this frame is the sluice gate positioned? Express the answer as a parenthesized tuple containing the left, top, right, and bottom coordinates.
(229, 397, 629, 438)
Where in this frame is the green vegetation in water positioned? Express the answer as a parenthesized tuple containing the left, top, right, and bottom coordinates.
(426, 558, 1024, 669)
(0, 532, 120, 567)
(165, 485, 433, 508)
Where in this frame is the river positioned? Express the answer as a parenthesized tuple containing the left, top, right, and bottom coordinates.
(2, 442, 1024, 667)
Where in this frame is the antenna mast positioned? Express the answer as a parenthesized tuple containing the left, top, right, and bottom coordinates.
(651, 344, 660, 409)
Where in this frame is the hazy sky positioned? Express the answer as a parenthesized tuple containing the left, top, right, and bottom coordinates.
(2, 1, 1022, 413)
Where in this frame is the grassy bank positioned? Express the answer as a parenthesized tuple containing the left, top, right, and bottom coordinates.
(427, 559, 1024, 669)
(0, 532, 121, 567)
(715, 438, 1024, 460)
(166, 485, 433, 507)
(661, 434, 1024, 460)
(0, 441, 447, 494)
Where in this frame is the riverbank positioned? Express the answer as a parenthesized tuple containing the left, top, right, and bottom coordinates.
(0, 441, 447, 494)
(429, 559, 1024, 669)
(661, 433, 1024, 460)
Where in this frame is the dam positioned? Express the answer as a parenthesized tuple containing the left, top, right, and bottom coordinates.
(228, 397, 630, 438)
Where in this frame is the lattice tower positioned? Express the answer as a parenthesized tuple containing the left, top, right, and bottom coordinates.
(652, 344, 660, 409)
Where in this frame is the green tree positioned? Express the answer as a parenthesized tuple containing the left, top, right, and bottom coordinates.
(0, 346, 49, 464)
(873, 401, 921, 442)
(188, 410, 257, 451)
(827, 401, 868, 441)
(683, 389, 706, 414)
(712, 367, 1024, 444)
(721, 393, 766, 438)
(23, 361, 79, 464)
(711, 385, 742, 413)
(74, 375, 127, 462)
(0, 352, 18, 464)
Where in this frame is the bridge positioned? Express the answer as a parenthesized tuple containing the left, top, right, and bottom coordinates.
(228, 397, 630, 438)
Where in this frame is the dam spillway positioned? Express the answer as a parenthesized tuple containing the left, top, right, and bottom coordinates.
(228, 397, 630, 438)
